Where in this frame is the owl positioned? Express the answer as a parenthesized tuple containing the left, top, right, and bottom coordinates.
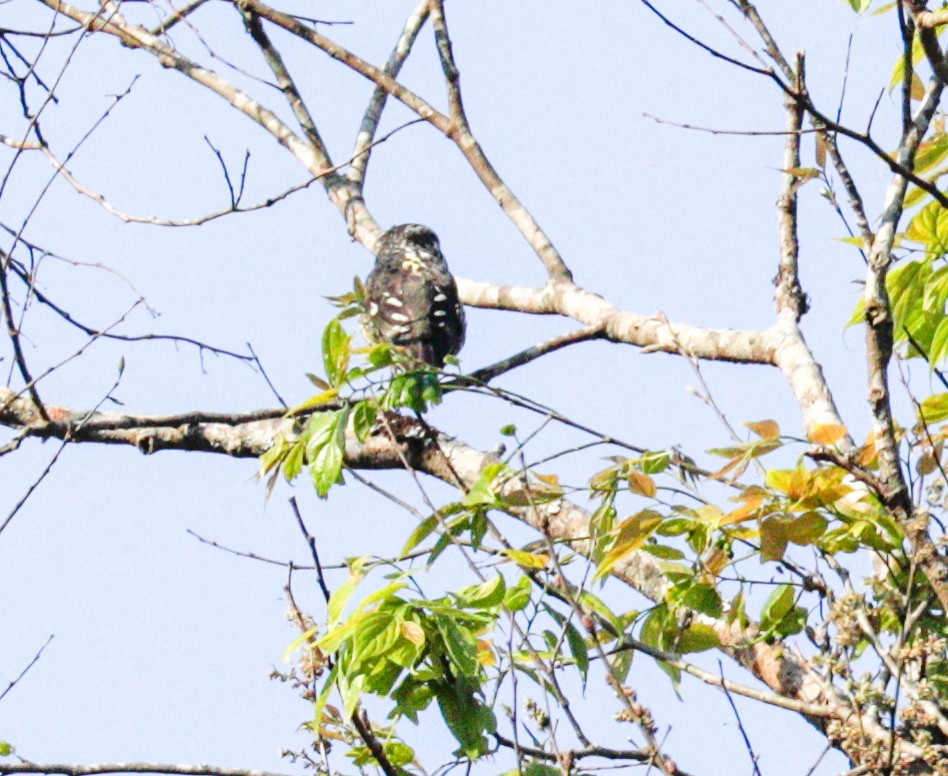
(363, 224, 465, 367)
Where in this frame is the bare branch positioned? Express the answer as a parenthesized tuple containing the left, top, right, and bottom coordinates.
(35, 0, 380, 245)
(0, 252, 47, 419)
(348, 0, 429, 188)
(908, 5, 948, 29)
(239, 7, 331, 166)
(906, 0, 948, 87)
(148, 0, 211, 37)
(242, 0, 571, 278)
(774, 54, 808, 325)
(0, 766, 293, 776)
(0, 635, 53, 703)
(466, 325, 606, 383)
(726, 1, 948, 209)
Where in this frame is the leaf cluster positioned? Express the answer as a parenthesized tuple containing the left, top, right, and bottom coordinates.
(260, 288, 456, 498)
(308, 562, 526, 760)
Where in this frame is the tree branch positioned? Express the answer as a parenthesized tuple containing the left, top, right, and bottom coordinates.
(774, 54, 808, 325)
(0, 766, 292, 776)
(35, 0, 381, 246)
(0, 386, 910, 763)
(242, 0, 571, 278)
(348, 0, 429, 189)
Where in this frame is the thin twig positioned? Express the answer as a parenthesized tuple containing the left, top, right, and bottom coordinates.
(0, 361, 125, 537)
(0, 767, 293, 776)
(149, 0, 211, 37)
(0, 635, 54, 703)
(718, 660, 762, 776)
(466, 325, 606, 383)
(288, 496, 332, 604)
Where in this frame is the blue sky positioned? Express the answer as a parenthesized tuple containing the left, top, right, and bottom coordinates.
(0, 2, 911, 773)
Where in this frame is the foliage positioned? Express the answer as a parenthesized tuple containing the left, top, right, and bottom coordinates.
(259, 286, 450, 499)
(5, 1, 948, 775)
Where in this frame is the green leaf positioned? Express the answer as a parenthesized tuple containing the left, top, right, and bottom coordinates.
(391, 676, 435, 723)
(0, 741, 11, 757)
(456, 574, 506, 610)
(905, 203, 948, 258)
(328, 565, 365, 628)
(502, 548, 549, 569)
(503, 576, 532, 612)
(655, 516, 694, 536)
(355, 581, 408, 612)
(282, 625, 318, 663)
(636, 449, 672, 475)
(400, 514, 440, 558)
(889, 25, 926, 92)
(310, 435, 344, 498)
(384, 741, 415, 767)
(288, 388, 340, 416)
(759, 514, 790, 562)
(352, 400, 377, 442)
(678, 622, 721, 653)
(677, 582, 723, 618)
(322, 318, 351, 387)
(929, 315, 948, 367)
(312, 662, 338, 729)
(434, 678, 495, 760)
(760, 583, 794, 630)
(349, 610, 403, 667)
(385, 370, 443, 413)
(640, 605, 672, 651)
(303, 412, 337, 455)
(259, 433, 288, 476)
(786, 512, 828, 545)
(640, 543, 686, 560)
(306, 372, 330, 390)
(915, 133, 948, 175)
(463, 462, 506, 508)
(640, 605, 681, 694)
(920, 392, 948, 423)
(564, 620, 590, 686)
(577, 590, 623, 634)
(339, 670, 367, 719)
(281, 440, 304, 482)
(306, 408, 349, 499)
(609, 646, 634, 685)
(435, 614, 479, 678)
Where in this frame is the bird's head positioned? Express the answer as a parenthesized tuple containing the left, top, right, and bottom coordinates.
(376, 224, 446, 273)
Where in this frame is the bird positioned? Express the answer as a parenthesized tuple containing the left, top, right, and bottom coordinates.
(363, 224, 465, 368)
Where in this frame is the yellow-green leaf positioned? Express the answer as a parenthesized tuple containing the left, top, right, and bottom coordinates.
(782, 167, 821, 180)
(786, 512, 828, 545)
(503, 548, 549, 569)
(920, 392, 948, 423)
(744, 419, 780, 441)
(287, 388, 340, 415)
(808, 423, 848, 446)
(628, 470, 656, 497)
(401, 621, 425, 646)
(283, 626, 318, 663)
(678, 623, 721, 654)
(759, 515, 789, 562)
(595, 510, 663, 580)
